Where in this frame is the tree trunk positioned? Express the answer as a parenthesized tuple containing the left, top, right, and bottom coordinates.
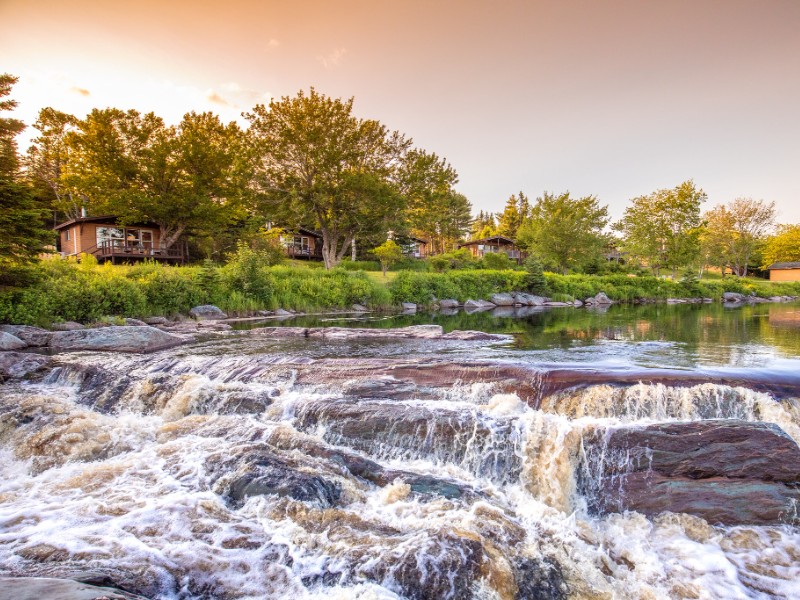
(159, 224, 186, 249)
(351, 238, 357, 261)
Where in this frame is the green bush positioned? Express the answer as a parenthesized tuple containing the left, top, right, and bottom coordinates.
(481, 253, 514, 270)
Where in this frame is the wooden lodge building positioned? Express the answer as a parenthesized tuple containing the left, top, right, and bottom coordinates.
(458, 235, 525, 263)
(54, 216, 185, 263)
(767, 262, 800, 282)
(279, 227, 324, 260)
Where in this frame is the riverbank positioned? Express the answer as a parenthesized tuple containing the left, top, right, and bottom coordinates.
(2, 258, 800, 327)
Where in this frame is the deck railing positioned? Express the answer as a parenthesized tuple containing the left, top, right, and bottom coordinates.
(90, 241, 184, 260)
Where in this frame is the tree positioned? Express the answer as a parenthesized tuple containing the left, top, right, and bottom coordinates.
(470, 210, 497, 239)
(64, 108, 247, 249)
(700, 198, 775, 277)
(616, 180, 706, 277)
(496, 192, 529, 238)
(246, 89, 410, 269)
(0, 74, 52, 283)
(25, 107, 80, 220)
(398, 149, 470, 254)
(516, 191, 609, 274)
(762, 224, 800, 267)
(372, 239, 403, 276)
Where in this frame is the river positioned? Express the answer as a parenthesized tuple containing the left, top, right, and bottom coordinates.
(1, 302, 799, 599)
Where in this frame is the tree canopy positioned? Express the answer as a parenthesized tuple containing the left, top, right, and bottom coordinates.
(700, 198, 775, 276)
(516, 191, 609, 274)
(0, 74, 52, 283)
(762, 224, 800, 267)
(246, 88, 411, 269)
(616, 180, 706, 276)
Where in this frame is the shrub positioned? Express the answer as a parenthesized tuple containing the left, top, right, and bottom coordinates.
(523, 256, 549, 295)
(482, 253, 514, 270)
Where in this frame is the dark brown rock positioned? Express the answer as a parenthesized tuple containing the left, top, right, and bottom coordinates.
(582, 420, 800, 525)
(0, 352, 50, 382)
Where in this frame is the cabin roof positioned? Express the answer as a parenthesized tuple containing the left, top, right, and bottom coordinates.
(767, 262, 800, 270)
(288, 226, 323, 238)
(53, 215, 159, 231)
(459, 235, 517, 247)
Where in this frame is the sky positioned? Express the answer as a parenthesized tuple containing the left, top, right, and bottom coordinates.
(2, 0, 799, 223)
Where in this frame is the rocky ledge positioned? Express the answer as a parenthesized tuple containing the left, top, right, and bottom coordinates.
(0, 577, 148, 600)
(49, 325, 186, 353)
(249, 324, 510, 342)
(581, 420, 800, 526)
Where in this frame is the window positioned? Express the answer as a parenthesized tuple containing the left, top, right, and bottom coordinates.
(65, 229, 71, 241)
(96, 226, 124, 247)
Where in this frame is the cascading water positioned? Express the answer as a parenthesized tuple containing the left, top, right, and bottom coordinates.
(2, 334, 800, 600)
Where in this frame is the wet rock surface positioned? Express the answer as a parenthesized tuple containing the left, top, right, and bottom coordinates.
(582, 420, 800, 525)
(0, 325, 51, 347)
(0, 352, 50, 382)
(49, 325, 185, 353)
(0, 331, 27, 351)
(0, 577, 149, 600)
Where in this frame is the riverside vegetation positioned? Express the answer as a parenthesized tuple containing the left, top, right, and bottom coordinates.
(3, 248, 800, 327)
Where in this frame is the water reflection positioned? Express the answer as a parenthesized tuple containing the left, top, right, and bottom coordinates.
(230, 302, 800, 370)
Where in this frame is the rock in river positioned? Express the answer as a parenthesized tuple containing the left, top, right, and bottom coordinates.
(581, 420, 800, 525)
(0, 331, 27, 351)
(0, 577, 148, 600)
(0, 351, 50, 381)
(49, 325, 185, 353)
(188, 304, 228, 320)
(0, 324, 51, 347)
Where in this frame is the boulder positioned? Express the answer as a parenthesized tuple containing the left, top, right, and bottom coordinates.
(208, 445, 342, 507)
(124, 318, 148, 326)
(49, 325, 185, 353)
(0, 577, 148, 600)
(581, 420, 800, 526)
(401, 302, 417, 312)
(50, 320, 84, 331)
(463, 299, 495, 313)
(0, 352, 50, 381)
(188, 304, 228, 320)
(442, 330, 510, 341)
(573, 299, 584, 307)
(439, 298, 460, 309)
(143, 316, 169, 325)
(723, 292, 746, 303)
(273, 308, 294, 317)
(544, 301, 571, 307)
(0, 325, 51, 346)
(490, 292, 516, 306)
(0, 331, 27, 351)
(594, 292, 613, 305)
(351, 303, 368, 312)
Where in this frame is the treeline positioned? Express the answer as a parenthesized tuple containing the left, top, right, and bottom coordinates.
(2, 75, 473, 283)
(474, 182, 798, 277)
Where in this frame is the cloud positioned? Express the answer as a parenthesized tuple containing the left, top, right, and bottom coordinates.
(317, 47, 347, 68)
(69, 86, 90, 96)
(206, 90, 230, 106)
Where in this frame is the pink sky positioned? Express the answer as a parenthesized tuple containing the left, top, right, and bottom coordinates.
(2, 0, 799, 222)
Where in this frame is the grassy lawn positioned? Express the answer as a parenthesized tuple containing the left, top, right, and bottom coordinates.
(365, 271, 398, 286)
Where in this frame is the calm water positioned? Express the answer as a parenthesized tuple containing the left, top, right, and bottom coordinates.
(230, 301, 800, 372)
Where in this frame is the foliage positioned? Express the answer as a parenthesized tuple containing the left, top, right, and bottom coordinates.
(762, 224, 800, 267)
(616, 180, 706, 277)
(372, 239, 403, 275)
(496, 192, 530, 238)
(516, 191, 609, 274)
(0, 74, 53, 285)
(700, 198, 775, 276)
(481, 252, 514, 270)
(427, 248, 476, 272)
(246, 88, 411, 269)
(523, 255, 549, 295)
(470, 210, 497, 240)
(389, 270, 527, 304)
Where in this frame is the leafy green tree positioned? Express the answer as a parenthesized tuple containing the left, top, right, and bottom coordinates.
(0, 74, 53, 284)
(25, 107, 80, 220)
(516, 191, 609, 274)
(64, 109, 247, 250)
(246, 88, 410, 269)
(496, 192, 529, 238)
(522, 255, 548, 295)
(398, 149, 470, 254)
(700, 198, 775, 277)
(762, 224, 800, 267)
(372, 239, 403, 276)
(616, 180, 706, 277)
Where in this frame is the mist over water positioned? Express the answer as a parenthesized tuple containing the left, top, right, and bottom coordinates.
(2, 303, 800, 599)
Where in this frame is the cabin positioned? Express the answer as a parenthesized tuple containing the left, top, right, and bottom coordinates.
(54, 216, 185, 263)
(399, 235, 428, 259)
(459, 235, 525, 263)
(279, 227, 323, 260)
(767, 262, 800, 282)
